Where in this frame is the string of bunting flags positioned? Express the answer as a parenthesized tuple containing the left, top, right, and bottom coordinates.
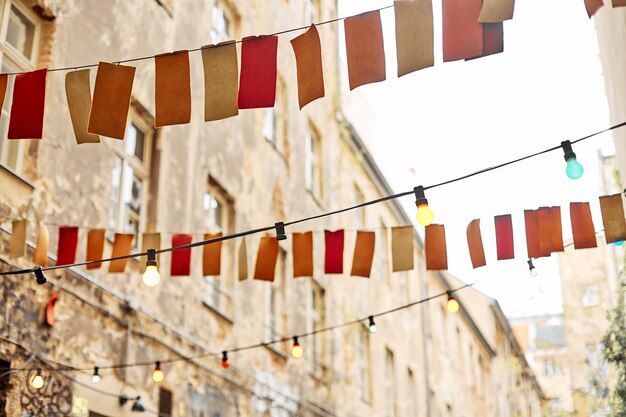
(0, 0, 613, 142)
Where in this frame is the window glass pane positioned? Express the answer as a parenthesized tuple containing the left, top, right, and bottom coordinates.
(6, 5, 35, 58)
(204, 192, 222, 229)
(125, 123, 146, 161)
(127, 172, 143, 215)
(211, 5, 230, 43)
(109, 157, 122, 231)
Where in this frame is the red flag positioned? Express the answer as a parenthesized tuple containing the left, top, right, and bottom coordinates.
(171, 234, 192, 276)
(238, 35, 278, 109)
(442, 0, 483, 62)
(324, 230, 344, 274)
(8, 68, 47, 139)
(56, 226, 79, 266)
(495, 215, 514, 260)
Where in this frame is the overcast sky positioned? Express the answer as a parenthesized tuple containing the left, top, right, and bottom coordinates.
(337, 0, 613, 317)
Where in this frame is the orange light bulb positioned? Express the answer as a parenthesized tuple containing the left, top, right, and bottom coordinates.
(152, 361, 164, 383)
(291, 337, 304, 359)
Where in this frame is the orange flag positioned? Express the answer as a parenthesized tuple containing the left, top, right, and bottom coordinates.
(254, 236, 278, 281)
(203, 233, 223, 276)
(88, 62, 135, 139)
(442, 0, 483, 62)
(86, 229, 106, 269)
(344, 11, 386, 90)
(155, 51, 192, 127)
(109, 233, 134, 273)
(351, 231, 375, 277)
(599, 194, 626, 243)
(570, 202, 597, 249)
(291, 24, 325, 109)
(614, 0, 626, 7)
(33, 222, 49, 267)
(394, 0, 434, 77)
(425, 224, 447, 270)
(584, 0, 604, 17)
(466, 219, 486, 268)
(391, 226, 414, 272)
(538, 207, 564, 256)
(293, 231, 313, 277)
(524, 210, 540, 259)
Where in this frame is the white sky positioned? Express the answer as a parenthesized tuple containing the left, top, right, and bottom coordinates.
(337, 0, 613, 317)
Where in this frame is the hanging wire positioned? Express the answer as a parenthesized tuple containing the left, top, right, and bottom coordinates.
(0, 121, 621, 278)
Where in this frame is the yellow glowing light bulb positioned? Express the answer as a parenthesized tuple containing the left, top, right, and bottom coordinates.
(152, 362, 165, 383)
(30, 370, 44, 389)
(291, 337, 304, 359)
(447, 295, 460, 313)
(416, 204, 434, 226)
(143, 265, 161, 287)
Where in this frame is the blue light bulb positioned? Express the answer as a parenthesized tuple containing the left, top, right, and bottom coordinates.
(565, 158, 584, 180)
(615, 241, 624, 247)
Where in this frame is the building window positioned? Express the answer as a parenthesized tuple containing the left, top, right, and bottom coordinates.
(304, 0, 319, 24)
(210, 2, 230, 43)
(264, 248, 286, 344)
(357, 328, 372, 402)
(159, 388, 173, 417)
(262, 78, 288, 160)
(305, 124, 322, 200)
(582, 283, 599, 307)
(544, 358, 559, 376)
(108, 110, 153, 246)
(311, 281, 326, 375)
(203, 177, 234, 317)
(0, 0, 41, 172)
(385, 348, 396, 417)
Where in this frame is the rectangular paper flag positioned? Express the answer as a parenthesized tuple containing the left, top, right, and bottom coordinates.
(109, 233, 134, 273)
(425, 224, 447, 270)
(203, 233, 222, 276)
(570, 202, 597, 249)
(391, 226, 414, 272)
(585, 0, 604, 17)
(290, 24, 325, 109)
(480, 23, 504, 58)
(325, 230, 345, 274)
(8, 68, 47, 139)
(239, 238, 248, 281)
(495, 215, 514, 260)
(538, 206, 564, 255)
(466, 219, 486, 268)
(351, 231, 375, 277)
(56, 226, 79, 266)
(86, 229, 105, 269)
(293, 231, 314, 277)
(238, 35, 278, 109)
(140, 232, 161, 273)
(524, 210, 540, 259)
(479, 0, 515, 22)
(394, 0, 434, 77)
(0, 74, 7, 121)
(33, 222, 49, 267)
(442, 0, 484, 62)
(171, 234, 192, 276)
(614, 0, 626, 7)
(254, 236, 278, 281)
(201, 41, 239, 121)
(9, 219, 26, 258)
(599, 194, 626, 243)
(88, 62, 135, 139)
(65, 69, 100, 144)
(344, 11, 386, 90)
(155, 51, 191, 127)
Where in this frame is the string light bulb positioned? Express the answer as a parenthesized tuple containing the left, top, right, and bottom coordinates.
(221, 351, 230, 369)
(368, 316, 377, 334)
(615, 241, 624, 247)
(142, 249, 160, 287)
(152, 361, 164, 383)
(34, 266, 47, 285)
(527, 259, 537, 277)
(561, 140, 584, 180)
(414, 186, 434, 226)
(291, 337, 304, 359)
(446, 292, 460, 313)
(91, 367, 100, 384)
(30, 369, 44, 389)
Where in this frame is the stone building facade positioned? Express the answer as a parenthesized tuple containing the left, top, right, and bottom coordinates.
(0, 0, 542, 416)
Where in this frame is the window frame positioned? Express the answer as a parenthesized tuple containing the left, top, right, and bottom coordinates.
(304, 123, 323, 201)
(310, 280, 326, 376)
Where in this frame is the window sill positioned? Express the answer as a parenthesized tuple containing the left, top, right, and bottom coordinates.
(263, 343, 289, 362)
(202, 300, 234, 325)
(0, 164, 35, 208)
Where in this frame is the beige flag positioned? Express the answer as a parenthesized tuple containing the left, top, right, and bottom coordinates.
(9, 219, 26, 259)
(394, 0, 434, 77)
(238, 238, 248, 281)
(88, 62, 135, 139)
(600, 194, 626, 243)
(65, 69, 100, 144)
(391, 226, 414, 272)
(33, 222, 49, 267)
(478, 0, 515, 22)
(202, 41, 239, 121)
(140, 232, 161, 273)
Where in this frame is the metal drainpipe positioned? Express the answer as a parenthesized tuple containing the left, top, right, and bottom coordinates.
(420, 266, 433, 417)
